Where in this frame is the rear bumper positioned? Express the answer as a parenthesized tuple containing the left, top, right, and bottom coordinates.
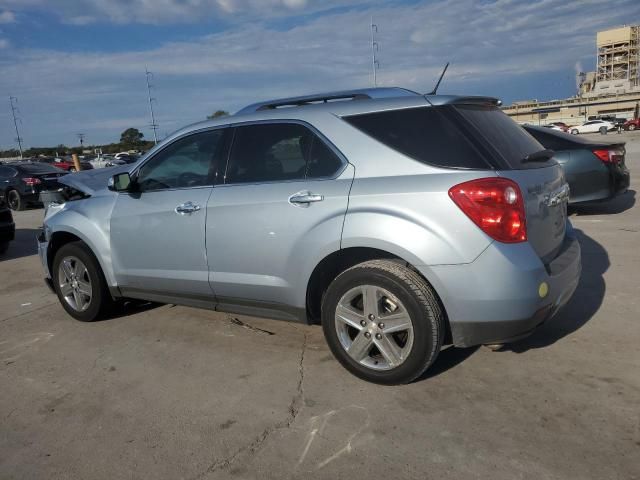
(422, 227, 581, 347)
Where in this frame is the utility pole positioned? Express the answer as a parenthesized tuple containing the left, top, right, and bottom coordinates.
(9, 96, 23, 159)
(77, 133, 85, 148)
(370, 17, 379, 87)
(145, 68, 159, 144)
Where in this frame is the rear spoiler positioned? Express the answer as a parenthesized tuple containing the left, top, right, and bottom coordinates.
(425, 95, 502, 107)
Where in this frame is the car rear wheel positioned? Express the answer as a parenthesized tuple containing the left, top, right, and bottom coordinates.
(599, 126, 608, 135)
(6, 190, 24, 211)
(52, 241, 116, 321)
(571, 129, 579, 135)
(629, 124, 636, 131)
(321, 260, 444, 385)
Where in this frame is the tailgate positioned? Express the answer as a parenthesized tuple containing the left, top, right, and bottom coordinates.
(497, 164, 569, 263)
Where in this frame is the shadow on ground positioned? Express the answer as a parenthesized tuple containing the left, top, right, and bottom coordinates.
(508, 228, 608, 352)
(570, 189, 635, 216)
(0, 228, 40, 262)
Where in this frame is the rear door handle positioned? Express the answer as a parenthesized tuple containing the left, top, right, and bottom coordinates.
(289, 191, 324, 207)
(175, 201, 201, 215)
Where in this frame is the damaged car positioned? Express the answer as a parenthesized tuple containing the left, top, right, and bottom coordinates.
(39, 87, 581, 384)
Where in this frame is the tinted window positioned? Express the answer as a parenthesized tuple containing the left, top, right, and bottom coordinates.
(226, 123, 311, 184)
(344, 106, 489, 169)
(0, 166, 15, 177)
(454, 105, 545, 168)
(16, 164, 61, 174)
(137, 129, 225, 191)
(306, 136, 343, 178)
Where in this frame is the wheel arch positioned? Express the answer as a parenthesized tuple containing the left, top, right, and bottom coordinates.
(305, 246, 452, 343)
(47, 227, 115, 288)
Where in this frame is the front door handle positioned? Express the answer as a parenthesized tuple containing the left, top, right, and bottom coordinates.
(289, 191, 324, 207)
(175, 201, 201, 215)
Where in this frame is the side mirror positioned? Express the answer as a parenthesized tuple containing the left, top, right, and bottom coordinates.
(108, 172, 133, 192)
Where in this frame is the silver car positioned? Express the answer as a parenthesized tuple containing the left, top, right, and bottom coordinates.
(38, 88, 581, 384)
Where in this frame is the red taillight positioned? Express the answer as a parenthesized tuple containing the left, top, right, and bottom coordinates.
(21, 177, 42, 186)
(448, 177, 527, 243)
(592, 148, 624, 164)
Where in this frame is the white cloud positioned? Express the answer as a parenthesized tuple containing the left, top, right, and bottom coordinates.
(0, 0, 639, 147)
(0, 9, 15, 23)
(0, 0, 360, 24)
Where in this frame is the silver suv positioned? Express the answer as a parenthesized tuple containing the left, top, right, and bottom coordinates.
(38, 88, 581, 384)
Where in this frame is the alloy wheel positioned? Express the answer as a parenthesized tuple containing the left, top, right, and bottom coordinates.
(334, 285, 414, 371)
(57, 256, 93, 312)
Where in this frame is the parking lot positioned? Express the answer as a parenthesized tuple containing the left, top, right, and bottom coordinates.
(1, 131, 639, 480)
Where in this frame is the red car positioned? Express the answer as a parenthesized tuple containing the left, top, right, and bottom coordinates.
(623, 118, 640, 131)
(37, 157, 93, 172)
(549, 122, 570, 132)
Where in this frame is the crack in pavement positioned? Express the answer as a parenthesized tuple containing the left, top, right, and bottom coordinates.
(228, 316, 276, 336)
(191, 331, 308, 480)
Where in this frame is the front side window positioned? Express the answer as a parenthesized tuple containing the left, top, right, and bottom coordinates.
(137, 129, 225, 191)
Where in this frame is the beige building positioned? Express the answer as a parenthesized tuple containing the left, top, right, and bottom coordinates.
(503, 25, 640, 125)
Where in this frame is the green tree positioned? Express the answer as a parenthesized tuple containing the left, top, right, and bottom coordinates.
(120, 128, 144, 148)
(207, 110, 229, 120)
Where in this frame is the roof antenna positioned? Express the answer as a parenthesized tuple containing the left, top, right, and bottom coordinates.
(426, 62, 449, 95)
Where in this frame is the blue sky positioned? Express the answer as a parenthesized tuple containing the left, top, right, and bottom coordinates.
(0, 0, 638, 148)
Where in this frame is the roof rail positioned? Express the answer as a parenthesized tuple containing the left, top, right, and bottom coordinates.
(235, 87, 419, 115)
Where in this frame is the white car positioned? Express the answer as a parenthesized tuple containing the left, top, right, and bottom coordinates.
(570, 120, 614, 135)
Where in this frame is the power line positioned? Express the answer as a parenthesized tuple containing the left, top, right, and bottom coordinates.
(370, 17, 380, 87)
(9, 96, 23, 159)
(145, 68, 159, 144)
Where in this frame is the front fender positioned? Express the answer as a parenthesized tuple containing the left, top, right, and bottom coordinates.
(44, 195, 116, 285)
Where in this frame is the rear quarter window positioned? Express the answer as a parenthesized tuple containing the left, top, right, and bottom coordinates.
(344, 106, 491, 169)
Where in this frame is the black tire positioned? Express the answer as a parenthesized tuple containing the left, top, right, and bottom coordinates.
(599, 126, 607, 135)
(571, 129, 579, 135)
(52, 241, 116, 321)
(0, 241, 9, 255)
(629, 124, 636, 131)
(7, 189, 24, 211)
(321, 260, 444, 385)
(69, 167, 77, 172)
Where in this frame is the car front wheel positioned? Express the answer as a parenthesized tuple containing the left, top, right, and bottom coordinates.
(629, 124, 636, 131)
(321, 260, 444, 385)
(571, 129, 579, 135)
(52, 241, 115, 321)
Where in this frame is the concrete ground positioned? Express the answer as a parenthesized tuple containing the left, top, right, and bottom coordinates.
(1, 131, 639, 480)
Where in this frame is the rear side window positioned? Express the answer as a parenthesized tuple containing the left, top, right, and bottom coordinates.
(0, 166, 16, 177)
(225, 123, 343, 184)
(306, 136, 343, 178)
(344, 106, 489, 169)
(454, 105, 545, 168)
